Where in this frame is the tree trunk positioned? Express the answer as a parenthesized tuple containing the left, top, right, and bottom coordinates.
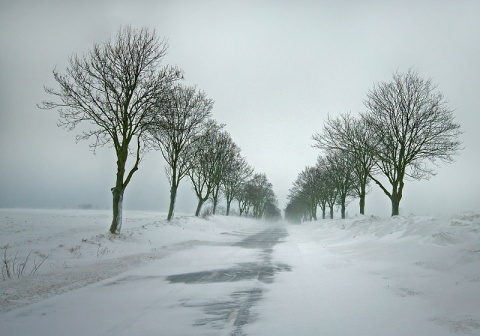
(226, 200, 231, 216)
(110, 187, 124, 234)
(359, 196, 365, 215)
(167, 182, 177, 221)
(109, 138, 140, 234)
(195, 199, 205, 216)
(110, 158, 126, 234)
(319, 201, 326, 219)
(341, 202, 346, 219)
(359, 184, 366, 215)
(212, 195, 218, 215)
(329, 205, 334, 219)
(391, 194, 401, 216)
(311, 205, 317, 221)
(167, 163, 179, 221)
(391, 179, 404, 216)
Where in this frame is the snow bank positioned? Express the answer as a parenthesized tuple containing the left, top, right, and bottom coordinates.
(0, 209, 263, 313)
(1, 209, 479, 335)
(246, 213, 480, 335)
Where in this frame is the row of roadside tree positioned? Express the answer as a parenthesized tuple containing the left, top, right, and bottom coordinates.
(39, 25, 280, 233)
(285, 69, 462, 223)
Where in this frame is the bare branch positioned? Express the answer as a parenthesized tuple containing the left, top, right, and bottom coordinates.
(363, 69, 462, 215)
(38, 25, 183, 232)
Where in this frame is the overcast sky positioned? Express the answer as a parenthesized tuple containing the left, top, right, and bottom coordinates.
(1, 0, 479, 217)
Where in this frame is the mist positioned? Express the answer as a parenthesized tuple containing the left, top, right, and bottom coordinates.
(1, 1, 479, 216)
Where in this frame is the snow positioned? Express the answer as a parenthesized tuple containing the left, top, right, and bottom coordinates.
(1, 209, 479, 335)
(245, 214, 480, 335)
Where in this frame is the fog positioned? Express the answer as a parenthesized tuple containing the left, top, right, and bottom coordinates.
(1, 1, 479, 217)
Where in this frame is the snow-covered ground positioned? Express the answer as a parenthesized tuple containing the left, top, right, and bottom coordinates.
(1, 209, 479, 335)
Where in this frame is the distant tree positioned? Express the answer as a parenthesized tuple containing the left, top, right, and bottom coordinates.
(187, 120, 223, 216)
(284, 196, 309, 223)
(208, 131, 238, 215)
(249, 173, 276, 219)
(39, 26, 183, 233)
(316, 156, 338, 219)
(313, 113, 376, 215)
(288, 166, 320, 221)
(286, 191, 308, 223)
(222, 155, 253, 216)
(325, 150, 357, 219)
(363, 69, 462, 216)
(235, 173, 278, 219)
(148, 85, 213, 221)
(264, 199, 282, 221)
(237, 182, 253, 217)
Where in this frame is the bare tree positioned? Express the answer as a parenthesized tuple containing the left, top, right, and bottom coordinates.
(148, 85, 213, 221)
(208, 131, 238, 214)
(324, 150, 357, 219)
(288, 166, 320, 221)
(222, 154, 252, 216)
(187, 120, 224, 216)
(39, 26, 183, 233)
(264, 199, 282, 221)
(236, 172, 277, 219)
(316, 156, 338, 219)
(363, 69, 462, 216)
(249, 173, 276, 219)
(286, 180, 309, 222)
(313, 113, 376, 215)
(237, 182, 253, 217)
(284, 196, 309, 223)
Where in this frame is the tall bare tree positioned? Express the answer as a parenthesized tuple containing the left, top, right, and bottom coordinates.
(249, 173, 276, 219)
(187, 120, 223, 216)
(325, 150, 357, 219)
(285, 195, 309, 223)
(222, 155, 252, 216)
(313, 113, 376, 215)
(316, 156, 338, 219)
(363, 69, 462, 216)
(39, 26, 183, 233)
(288, 166, 321, 221)
(237, 182, 253, 217)
(148, 85, 213, 221)
(264, 199, 282, 221)
(208, 131, 238, 214)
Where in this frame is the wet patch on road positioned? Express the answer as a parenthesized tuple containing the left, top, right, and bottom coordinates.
(167, 262, 291, 284)
(233, 227, 288, 250)
(168, 225, 290, 335)
(102, 274, 163, 286)
(182, 288, 263, 336)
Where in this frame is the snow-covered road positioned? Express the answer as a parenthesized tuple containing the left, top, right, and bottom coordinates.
(1, 213, 292, 335)
(1, 210, 479, 335)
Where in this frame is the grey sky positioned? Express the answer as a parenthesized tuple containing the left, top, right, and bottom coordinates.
(1, 0, 479, 217)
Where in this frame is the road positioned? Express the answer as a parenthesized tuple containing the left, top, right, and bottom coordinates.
(2, 217, 472, 335)
(165, 225, 290, 334)
(0, 222, 291, 336)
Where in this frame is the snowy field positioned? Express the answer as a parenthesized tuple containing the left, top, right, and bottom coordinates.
(1, 209, 479, 335)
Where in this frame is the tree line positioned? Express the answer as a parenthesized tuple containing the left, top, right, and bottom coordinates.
(286, 69, 462, 223)
(39, 25, 280, 233)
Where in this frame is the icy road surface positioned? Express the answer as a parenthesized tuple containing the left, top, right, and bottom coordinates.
(1, 210, 480, 335)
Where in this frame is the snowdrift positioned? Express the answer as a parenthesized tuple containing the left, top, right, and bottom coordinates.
(1, 209, 479, 335)
(253, 213, 480, 335)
